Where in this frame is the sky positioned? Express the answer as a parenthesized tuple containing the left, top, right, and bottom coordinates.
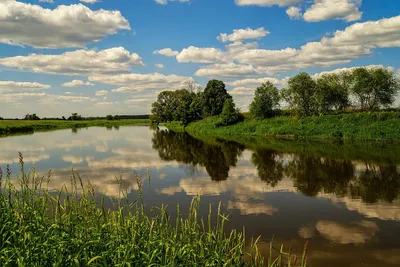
(0, 0, 400, 118)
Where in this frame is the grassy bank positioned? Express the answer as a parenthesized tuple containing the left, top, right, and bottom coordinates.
(0, 119, 151, 136)
(0, 158, 306, 266)
(169, 112, 400, 142)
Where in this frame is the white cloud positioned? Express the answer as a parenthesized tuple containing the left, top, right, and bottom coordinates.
(225, 42, 258, 54)
(155, 64, 165, 69)
(62, 80, 94, 87)
(233, 47, 298, 67)
(0, 92, 97, 104)
(176, 46, 227, 63)
(304, 0, 362, 22)
(0, 81, 50, 93)
(195, 63, 260, 78)
(0, 1, 130, 48)
(227, 201, 278, 215)
(153, 48, 179, 57)
(235, 0, 303, 7)
(286, 6, 302, 20)
(0, 47, 143, 76)
(226, 77, 289, 89)
(322, 15, 400, 48)
(80, 0, 98, 4)
(316, 220, 378, 245)
(312, 64, 394, 79)
(95, 90, 109, 96)
(155, 0, 190, 5)
(89, 73, 193, 93)
(39, 0, 54, 3)
(62, 155, 84, 164)
(217, 27, 269, 43)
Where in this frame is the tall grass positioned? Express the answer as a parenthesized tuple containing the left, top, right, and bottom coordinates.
(0, 153, 307, 266)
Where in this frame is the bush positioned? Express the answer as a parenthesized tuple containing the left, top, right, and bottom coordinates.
(217, 98, 243, 127)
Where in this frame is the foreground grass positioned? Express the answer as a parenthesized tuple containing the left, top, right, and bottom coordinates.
(0, 156, 307, 266)
(171, 111, 400, 141)
(0, 119, 151, 136)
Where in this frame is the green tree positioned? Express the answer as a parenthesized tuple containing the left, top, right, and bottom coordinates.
(106, 114, 114, 120)
(349, 67, 400, 110)
(249, 81, 280, 119)
(24, 113, 40, 120)
(68, 113, 82, 121)
(202, 80, 232, 117)
(282, 72, 318, 117)
(316, 73, 351, 112)
(0, 117, 4, 120)
(151, 91, 180, 122)
(218, 98, 243, 127)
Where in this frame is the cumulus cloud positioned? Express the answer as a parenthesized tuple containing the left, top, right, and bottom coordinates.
(0, 47, 143, 76)
(304, 0, 362, 22)
(0, 81, 50, 93)
(95, 90, 109, 96)
(155, 64, 165, 69)
(312, 64, 394, 79)
(0, 1, 130, 48)
(80, 0, 99, 4)
(155, 0, 190, 5)
(0, 92, 97, 104)
(153, 48, 179, 57)
(227, 201, 278, 215)
(286, 6, 302, 20)
(227, 77, 289, 89)
(89, 73, 193, 93)
(217, 27, 269, 43)
(316, 220, 379, 245)
(176, 46, 227, 63)
(195, 63, 260, 78)
(62, 155, 84, 164)
(62, 80, 94, 87)
(235, 0, 303, 7)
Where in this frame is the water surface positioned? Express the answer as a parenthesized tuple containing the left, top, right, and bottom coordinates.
(1, 126, 400, 267)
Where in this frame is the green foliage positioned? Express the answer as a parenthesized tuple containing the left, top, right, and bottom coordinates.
(217, 98, 243, 127)
(282, 72, 318, 117)
(68, 113, 82, 121)
(250, 81, 280, 119)
(202, 80, 232, 117)
(182, 111, 400, 141)
(316, 73, 351, 112)
(0, 158, 307, 266)
(24, 113, 40, 120)
(106, 114, 114, 120)
(349, 67, 400, 110)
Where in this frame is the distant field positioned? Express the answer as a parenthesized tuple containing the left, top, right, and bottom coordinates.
(0, 119, 152, 135)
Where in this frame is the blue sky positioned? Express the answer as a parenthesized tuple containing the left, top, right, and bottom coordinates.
(0, 0, 400, 118)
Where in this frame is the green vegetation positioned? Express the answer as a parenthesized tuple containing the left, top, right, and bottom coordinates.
(178, 111, 400, 141)
(217, 98, 243, 127)
(0, 156, 307, 266)
(250, 81, 281, 119)
(0, 119, 151, 136)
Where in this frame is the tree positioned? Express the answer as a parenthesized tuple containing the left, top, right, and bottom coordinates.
(0, 117, 4, 120)
(106, 114, 114, 120)
(24, 113, 40, 120)
(151, 91, 179, 122)
(68, 113, 82, 120)
(217, 98, 243, 127)
(249, 81, 280, 119)
(316, 72, 351, 112)
(282, 72, 318, 117)
(202, 80, 232, 117)
(61, 116, 66, 120)
(349, 67, 400, 110)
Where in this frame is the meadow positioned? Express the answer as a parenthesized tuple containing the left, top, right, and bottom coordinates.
(0, 119, 151, 136)
(167, 111, 400, 142)
(0, 155, 307, 266)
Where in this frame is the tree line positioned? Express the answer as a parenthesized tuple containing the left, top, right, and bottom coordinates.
(151, 67, 400, 125)
(2, 113, 150, 121)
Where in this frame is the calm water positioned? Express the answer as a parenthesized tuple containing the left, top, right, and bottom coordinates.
(1, 126, 400, 267)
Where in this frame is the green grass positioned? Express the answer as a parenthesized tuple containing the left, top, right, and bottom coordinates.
(0, 155, 307, 267)
(0, 119, 152, 136)
(178, 111, 400, 142)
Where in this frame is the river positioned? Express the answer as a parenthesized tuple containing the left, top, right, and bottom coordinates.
(1, 126, 399, 267)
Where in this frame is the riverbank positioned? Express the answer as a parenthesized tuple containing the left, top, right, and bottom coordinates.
(0, 119, 152, 136)
(0, 159, 306, 266)
(166, 111, 400, 142)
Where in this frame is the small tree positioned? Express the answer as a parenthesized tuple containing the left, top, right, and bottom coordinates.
(249, 81, 280, 119)
(113, 115, 119, 120)
(202, 80, 232, 117)
(217, 98, 243, 127)
(349, 67, 400, 110)
(316, 73, 351, 112)
(68, 113, 82, 120)
(24, 113, 40, 120)
(283, 72, 318, 117)
(61, 116, 66, 120)
(0, 117, 4, 120)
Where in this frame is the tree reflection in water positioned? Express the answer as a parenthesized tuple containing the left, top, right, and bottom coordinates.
(152, 129, 400, 203)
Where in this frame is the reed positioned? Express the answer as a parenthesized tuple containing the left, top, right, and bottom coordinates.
(0, 154, 307, 266)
